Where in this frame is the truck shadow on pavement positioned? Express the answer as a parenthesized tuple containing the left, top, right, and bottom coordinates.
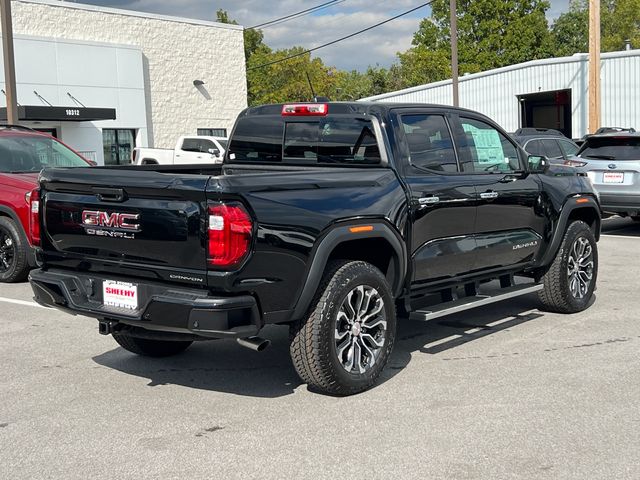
(92, 293, 554, 398)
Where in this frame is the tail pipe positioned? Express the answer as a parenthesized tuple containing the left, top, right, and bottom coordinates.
(236, 336, 270, 352)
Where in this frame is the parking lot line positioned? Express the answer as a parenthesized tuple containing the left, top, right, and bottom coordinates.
(0, 296, 46, 309)
(600, 234, 639, 240)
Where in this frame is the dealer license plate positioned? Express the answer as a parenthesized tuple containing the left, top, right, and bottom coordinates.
(103, 280, 138, 310)
(603, 172, 624, 183)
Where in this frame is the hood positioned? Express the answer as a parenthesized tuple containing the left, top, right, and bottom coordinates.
(0, 172, 39, 190)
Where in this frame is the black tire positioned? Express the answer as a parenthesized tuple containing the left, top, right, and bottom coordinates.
(0, 217, 30, 283)
(538, 220, 598, 313)
(289, 260, 396, 396)
(631, 216, 640, 222)
(113, 333, 193, 357)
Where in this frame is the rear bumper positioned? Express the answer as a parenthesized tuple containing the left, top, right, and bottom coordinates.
(29, 268, 262, 339)
(599, 193, 640, 216)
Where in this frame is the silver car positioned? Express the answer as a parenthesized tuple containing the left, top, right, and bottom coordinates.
(566, 133, 640, 220)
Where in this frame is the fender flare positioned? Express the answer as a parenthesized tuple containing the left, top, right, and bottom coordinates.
(291, 221, 407, 320)
(538, 195, 601, 268)
(0, 205, 22, 227)
(0, 205, 36, 266)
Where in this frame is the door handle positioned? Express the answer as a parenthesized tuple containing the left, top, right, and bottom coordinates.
(418, 196, 440, 206)
(480, 191, 499, 200)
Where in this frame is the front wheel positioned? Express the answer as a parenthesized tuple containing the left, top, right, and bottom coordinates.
(113, 332, 193, 357)
(289, 260, 396, 396)
(539, 220, 598, 313)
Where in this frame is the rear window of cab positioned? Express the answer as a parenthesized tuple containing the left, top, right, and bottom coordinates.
(228, 115, 381, 166)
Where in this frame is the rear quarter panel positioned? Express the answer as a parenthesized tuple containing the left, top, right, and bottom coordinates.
(206, 167, 408, 318)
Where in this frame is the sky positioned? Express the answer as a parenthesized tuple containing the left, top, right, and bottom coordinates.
(74, 0, 572, 71)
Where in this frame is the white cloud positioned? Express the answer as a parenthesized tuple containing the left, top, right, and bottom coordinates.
(77, 0, 572, 70)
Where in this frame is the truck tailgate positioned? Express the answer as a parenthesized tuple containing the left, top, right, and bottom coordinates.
(39, 167, 211, 284)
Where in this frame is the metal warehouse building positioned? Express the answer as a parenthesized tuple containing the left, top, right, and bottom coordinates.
(0, 0, 247, 165)
(362, 49, 640, 140)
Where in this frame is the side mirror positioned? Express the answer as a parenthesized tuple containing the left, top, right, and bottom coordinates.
(528, 154, 548, 173)
(208, 148, 220, 156)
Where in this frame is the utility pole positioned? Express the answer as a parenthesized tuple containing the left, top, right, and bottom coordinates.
(450, 0, 459, 107)
(588, 0, 601, 133)
(0, 0, 18, 124)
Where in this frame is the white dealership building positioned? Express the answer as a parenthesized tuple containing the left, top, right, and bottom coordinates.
(0, 0, 247, 165)
(363, 49, 640, 140)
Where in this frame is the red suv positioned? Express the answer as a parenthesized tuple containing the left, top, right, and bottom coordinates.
(0, 125, 92, 282)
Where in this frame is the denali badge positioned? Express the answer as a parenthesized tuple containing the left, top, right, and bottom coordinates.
(82, 210, 140, 239)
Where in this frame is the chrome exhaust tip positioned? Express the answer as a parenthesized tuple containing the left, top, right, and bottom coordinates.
(236, 336, 270, 352)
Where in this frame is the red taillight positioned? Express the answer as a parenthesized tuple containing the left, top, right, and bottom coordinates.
(29, 188, 40, 246)
(207, 203, 252, 268)
(564, 159, 588, 167)
(281, 103, 328, 116)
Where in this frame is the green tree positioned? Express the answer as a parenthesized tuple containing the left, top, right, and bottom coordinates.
(550, 1, 589, 56)
(550, 0, 640, 56)
(402, 0, 553, 86)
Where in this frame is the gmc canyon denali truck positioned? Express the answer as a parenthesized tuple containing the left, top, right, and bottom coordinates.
(29, 103, 601, 395)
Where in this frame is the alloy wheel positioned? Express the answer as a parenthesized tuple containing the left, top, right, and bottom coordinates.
(0, 230, 15, 273)
(567, 236, 594, 299)
(334, 285, 387, 374)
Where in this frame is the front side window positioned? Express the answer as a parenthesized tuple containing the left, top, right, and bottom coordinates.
(524, 139, 545, 157)
(0, 134, 88, 172)
(458, 118, 521, 173)
(401, 114, 457, 173)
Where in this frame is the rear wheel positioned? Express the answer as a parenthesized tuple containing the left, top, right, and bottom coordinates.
(113, 332, 193, 357)
(539, 220, 598, 313)
(289, 260, 396, 396)
(0, 217, 30, 283)
(631, 216, 640, 222)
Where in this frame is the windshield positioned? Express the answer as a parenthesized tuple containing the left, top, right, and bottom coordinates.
(579, 137, 640, 161)
(0, 135, 88, 173)
(217, 139, 228, 150)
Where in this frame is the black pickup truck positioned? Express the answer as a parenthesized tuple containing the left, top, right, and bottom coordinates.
(29, 102, 601, 395)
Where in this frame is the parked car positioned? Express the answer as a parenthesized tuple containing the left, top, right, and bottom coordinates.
(30, 102, 600, 395)
(578, 127, 636, 146)
(512, 128, 579, 163)
(0, 125, 92, 282)
(567, 132, 640, 220)
(132, 135, 227, 165)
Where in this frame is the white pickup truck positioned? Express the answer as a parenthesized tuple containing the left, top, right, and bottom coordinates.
(132, 136, 227, 165)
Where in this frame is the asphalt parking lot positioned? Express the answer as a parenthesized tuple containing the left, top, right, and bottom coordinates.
(1, 217, 640, 480)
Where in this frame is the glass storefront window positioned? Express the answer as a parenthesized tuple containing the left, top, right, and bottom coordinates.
(103, 129, 136, 165)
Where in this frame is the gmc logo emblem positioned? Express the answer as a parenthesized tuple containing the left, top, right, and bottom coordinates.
(82, 210, 141, 231)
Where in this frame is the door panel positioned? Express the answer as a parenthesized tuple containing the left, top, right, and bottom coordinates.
(409, 176, 478, 282)
(454, 115, 544, 271)
(397, 111, 479, 285)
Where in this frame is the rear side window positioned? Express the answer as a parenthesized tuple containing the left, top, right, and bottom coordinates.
(579, 137, 640, 160)
(543, 139, 563, 159)
(401, 114, 458, 173)
(181, 138, 201, 152)
(559, 139, 579, 156)
(228, 116, 381, 165)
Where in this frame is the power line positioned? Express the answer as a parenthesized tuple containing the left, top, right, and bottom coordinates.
(250, 0, 345, 29)
(247, 1, 433, 71)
